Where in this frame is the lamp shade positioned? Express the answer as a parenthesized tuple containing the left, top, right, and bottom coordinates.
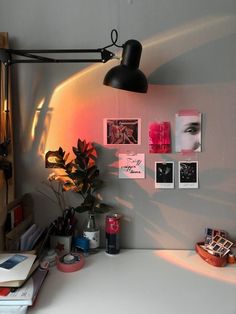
(103, 39, 148, 93)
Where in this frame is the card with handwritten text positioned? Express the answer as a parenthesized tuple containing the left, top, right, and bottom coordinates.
(119, 153, 145, 179)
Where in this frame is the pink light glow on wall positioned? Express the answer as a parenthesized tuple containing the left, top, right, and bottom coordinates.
(42, 60, 148, 156)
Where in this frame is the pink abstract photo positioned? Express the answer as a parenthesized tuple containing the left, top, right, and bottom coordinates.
(104, 118, 141, 145)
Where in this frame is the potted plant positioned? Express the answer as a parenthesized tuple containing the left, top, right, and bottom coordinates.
(45, 139, 113, 250)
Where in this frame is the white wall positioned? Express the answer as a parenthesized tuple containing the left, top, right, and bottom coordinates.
(0, 0, 236, 249)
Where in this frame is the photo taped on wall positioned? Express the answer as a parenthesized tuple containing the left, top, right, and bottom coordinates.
(103, 118, 141, 145)
(175, 110, 202, 153)
(178, 161, 198, 189)
(155, 162, 174, 189)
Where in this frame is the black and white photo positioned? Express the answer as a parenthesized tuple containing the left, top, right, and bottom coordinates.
(178, 161, 198, 189)
(155, 162, 174, 189)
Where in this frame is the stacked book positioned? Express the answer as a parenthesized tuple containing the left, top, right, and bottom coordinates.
(0, 253, 49, 313)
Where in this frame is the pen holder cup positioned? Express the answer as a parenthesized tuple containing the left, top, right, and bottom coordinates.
(50, 235, 72, 256)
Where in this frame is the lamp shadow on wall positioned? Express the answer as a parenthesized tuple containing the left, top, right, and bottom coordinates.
(142, 14, 236, 79)
(148, 32, 236, 86)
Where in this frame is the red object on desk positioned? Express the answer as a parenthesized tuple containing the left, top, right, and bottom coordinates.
(0, 287, 10, 296)
(195, 242, 227, 267)
(56, 253, 84, 272)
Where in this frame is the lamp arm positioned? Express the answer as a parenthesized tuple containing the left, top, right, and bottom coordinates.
(0, 47, 115, 64)
(0, 29, 121, 158)
(0, 29, 124, 65)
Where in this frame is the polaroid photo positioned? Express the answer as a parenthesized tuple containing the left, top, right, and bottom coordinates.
(219, 247, 228, 254)
(204, 228, 227, 245)
(204, 230, 213, 244)
(214, 244, 220, 251)
(206, 234, 233, 256)
(155, 162, 174, 189)
(213, 229, 227, 237)
(225, 241, 233, 248)
(205, 236, 212, 245)
(104, 118, 141, 145)
(209, 241, 217, 248)
(205, 228, 213, 237)
(219, 238, 226, 245)
(214, 235, 221, 242)
(213, 235, 233, 248)
(217, 247, 230, 257)
(178, 161, 198, 189)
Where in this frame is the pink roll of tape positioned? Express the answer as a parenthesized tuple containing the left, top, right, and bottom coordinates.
(56, 253, 85, 272)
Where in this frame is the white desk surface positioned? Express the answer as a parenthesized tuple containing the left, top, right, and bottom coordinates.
(29, 249, 236, 314)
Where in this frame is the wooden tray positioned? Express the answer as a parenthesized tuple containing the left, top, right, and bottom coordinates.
(195, 242, 227, 267)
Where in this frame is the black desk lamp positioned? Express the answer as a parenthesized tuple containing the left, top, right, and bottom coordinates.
(0, 29, 147, 159)
(104, 38, 148, 93)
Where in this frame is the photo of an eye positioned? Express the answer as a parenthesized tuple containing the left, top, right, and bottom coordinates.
(184, 122, 200, 135)
(175, 112, 202, 152)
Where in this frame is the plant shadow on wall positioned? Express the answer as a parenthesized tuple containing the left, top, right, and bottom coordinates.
(98, 145, 236, 248)
(94, 144, 169, 247)
(40, 139, 236, 248)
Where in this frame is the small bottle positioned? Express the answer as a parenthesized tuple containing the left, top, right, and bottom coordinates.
(83, 212, 100, 252)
